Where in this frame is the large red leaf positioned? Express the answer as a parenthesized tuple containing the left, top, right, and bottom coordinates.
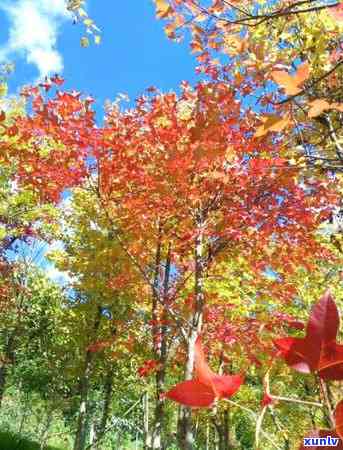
(210, 374, 243, 399)
(162, 380, 215, 408)
(274, 337, 311, 373)
(275, 290, 343, 380)
(194, 336, 243, 398)
(306, 290, 339, 369)
(194, 336, 217, 391)
(335, 400, 343, 440)
(163, 336, 243, 408)
(318, 343, 343, 381)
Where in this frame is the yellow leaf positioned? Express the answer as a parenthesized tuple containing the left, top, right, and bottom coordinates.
(94, 35, 101, 45)
(83, 18, 93, 27)
(0, 226, 6, 240)
(0, 83, 8, 97)
(154, 116, 172, 128)
(80, 37, 89, 48)
(176, 100, 194, 121)
(224, 36, 247, 56)
(155, 0, 172, 19)
(78, 8, 87, 17)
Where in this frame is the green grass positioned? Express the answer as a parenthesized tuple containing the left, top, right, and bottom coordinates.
(0, 431, 67, 450)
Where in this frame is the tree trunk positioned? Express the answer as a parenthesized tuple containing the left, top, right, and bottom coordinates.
(40, 409, 54, 450)
(89, 421, 96, 448)
(0, 329, 16, 406)
(73, 306, 102, 450)
(150, 243, 171, 450)
(18, 392, 30, 435)
(178, 215, 205, 450)
(93, 368, 113, 449)
(206, 422, 210, 450)
(143, 391, 150, 450)
(214, 409, 232, 450)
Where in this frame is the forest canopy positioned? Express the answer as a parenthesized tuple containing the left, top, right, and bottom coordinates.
(0, 1, 342, 449)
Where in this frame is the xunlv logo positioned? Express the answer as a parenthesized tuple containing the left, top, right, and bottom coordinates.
(303, 436, 340, 447)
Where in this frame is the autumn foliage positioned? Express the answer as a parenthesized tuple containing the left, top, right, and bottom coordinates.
(0, 3, 342, 448)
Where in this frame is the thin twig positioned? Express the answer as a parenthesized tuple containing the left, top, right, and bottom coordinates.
(255, 406, 268, 449)
(224, 399, 282, 450)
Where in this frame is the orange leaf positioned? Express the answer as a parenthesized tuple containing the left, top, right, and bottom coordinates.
(163, 337, 243, 409)
(271, 62, 310, 96)
(331, 103, 343, 113)
(210, 374, 244, 399)
(255, 115, 290, 137)
(194, 336, 216, 388)
(190, 39, 203, 53)
(318, 343, 343, 380)
(308, 99, 331, 118)
(275, 290, 343, 380)
(165, 22, 176, 39)
(294, 62, 310, 86)
(271, 71, 301, 96)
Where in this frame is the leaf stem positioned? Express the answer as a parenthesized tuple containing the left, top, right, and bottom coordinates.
(319, 378, 335, 429)
(270, 394, 323, 408)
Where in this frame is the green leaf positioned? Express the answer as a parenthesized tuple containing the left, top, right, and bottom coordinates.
(80, 36, 90, 48)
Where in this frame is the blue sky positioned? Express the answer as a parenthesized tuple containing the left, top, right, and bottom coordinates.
(0, 0, 199, 117)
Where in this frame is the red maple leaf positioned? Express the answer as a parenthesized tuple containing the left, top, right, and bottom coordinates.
(261, 392, 274, 407)
(162, 336, 243, 407)
(87, 340, 113, 353)
(275, 290, 343, 380)
(138, 359, 161, 378)
(51, 74, 65, 86)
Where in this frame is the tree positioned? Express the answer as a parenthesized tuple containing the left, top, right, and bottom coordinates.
(48, 187, 140, 450)
(154, 0, 343, 173)
(93, 81, 338, 449)
(0, 26, 341, 446)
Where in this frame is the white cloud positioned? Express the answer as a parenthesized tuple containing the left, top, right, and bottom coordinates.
(0, 0, 70, 79)
(46, 265, 72, 286)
